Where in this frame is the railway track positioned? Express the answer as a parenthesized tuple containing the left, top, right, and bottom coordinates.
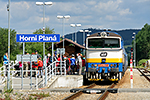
(62, 83, 96, 100)
(97, 83, 115, 100)
(137, 68, 150, 82)
(63, 83, 116, 100)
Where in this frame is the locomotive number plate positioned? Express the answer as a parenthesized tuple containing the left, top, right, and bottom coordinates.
(98, 64, 109, 67)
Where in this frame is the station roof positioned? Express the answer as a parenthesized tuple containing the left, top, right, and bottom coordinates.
(49, 38, 85, 49)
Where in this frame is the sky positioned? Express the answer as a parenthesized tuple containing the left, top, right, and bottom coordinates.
(0, 0, 150, 36)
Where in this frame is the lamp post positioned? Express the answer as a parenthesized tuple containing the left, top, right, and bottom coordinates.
(57, 15, 70, 48)
(36, 1, 52, 86)
(70, 25, 75, 41)
(7, 0, 10, 90)
(79, 30, 90, 46)
(80, 30, 91, 55)
(70, 24, 81, 43)
(132, 32, 136, 68)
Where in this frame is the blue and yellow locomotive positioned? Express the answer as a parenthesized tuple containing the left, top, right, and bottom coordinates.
(83, 30, 128, 85)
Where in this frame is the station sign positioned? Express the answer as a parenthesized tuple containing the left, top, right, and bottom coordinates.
(16, 34, 60, 42)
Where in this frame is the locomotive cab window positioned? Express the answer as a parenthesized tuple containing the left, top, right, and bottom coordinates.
(88, 38, 120, 48)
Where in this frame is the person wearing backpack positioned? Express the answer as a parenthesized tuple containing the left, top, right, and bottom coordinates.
(47, 53, 52, 67)
(70, 54, 76, 75)
(37, 58, 43, 78)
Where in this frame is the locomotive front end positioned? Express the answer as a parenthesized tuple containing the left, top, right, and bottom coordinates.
(83, 31, 127, 85)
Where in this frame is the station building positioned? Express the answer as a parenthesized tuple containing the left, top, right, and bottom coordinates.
(49, 38, 85, 57)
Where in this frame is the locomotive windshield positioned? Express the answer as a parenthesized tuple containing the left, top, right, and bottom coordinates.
(88, 38, 120, 48)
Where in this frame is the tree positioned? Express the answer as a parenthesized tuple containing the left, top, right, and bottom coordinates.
(25, 27, 55, 58)
(0, 27, 21, 64)
(135, 23, 150, 61)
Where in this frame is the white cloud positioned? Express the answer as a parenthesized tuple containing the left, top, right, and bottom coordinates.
(137, 0, 150, 2)
(86, 1, 96, 5)
(14, 1, 30, 9)
(0, 0, 149, 34)
(36, 17, 50, 24)
(118, 8, 132, 16)
(105, 15, 117, 21)
(0, 1, 8, 27)
(94, 0, 122, 12)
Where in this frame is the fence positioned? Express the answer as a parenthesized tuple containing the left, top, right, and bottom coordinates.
(0, 60, 66, 90)
(0, 66, 6, 85)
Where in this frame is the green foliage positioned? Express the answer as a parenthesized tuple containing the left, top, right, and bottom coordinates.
(138, 59, 148, 67)
(4, 88, 13, 93)
(136, 23, 150, 61)
(0, 27, 21, 64)
(30, 92, 50, 99)
(4, 93, 11, 100)
(25, 27, 55, 58)
(69, 43, 75, 46)
(0, 27, 56, 63)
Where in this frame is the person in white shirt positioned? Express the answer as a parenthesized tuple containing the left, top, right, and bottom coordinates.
(77, 53, 82, 75)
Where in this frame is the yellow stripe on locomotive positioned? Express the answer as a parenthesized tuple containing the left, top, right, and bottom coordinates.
(86, 58, 122, 63)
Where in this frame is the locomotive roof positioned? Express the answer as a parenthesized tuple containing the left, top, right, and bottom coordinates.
(89, 31, 122, 38)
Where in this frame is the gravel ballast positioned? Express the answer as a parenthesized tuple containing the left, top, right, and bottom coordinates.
(106, 68, 150, 100)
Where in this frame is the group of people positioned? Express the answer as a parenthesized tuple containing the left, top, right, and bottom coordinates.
(47, 53, 85, 75)
(3, 51, 85, 77)
(2, 51, 43, 78)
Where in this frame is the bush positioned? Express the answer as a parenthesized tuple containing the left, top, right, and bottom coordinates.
(138, 59, 148, 67)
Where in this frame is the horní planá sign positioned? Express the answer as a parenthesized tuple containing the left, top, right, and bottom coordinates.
(16, 34, 60, 42)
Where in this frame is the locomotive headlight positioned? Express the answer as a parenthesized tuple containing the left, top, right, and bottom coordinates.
(110, 64, 113, 67)
(101, 32, 107, 37)
(95, 64, 97, 67)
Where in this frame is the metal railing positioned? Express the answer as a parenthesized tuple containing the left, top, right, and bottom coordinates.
(0, 61, 15, 85)
(0, 60, 66, 90)
(0, 66, 6, 85)
(46, 60, 66, 76)
(11, 70, 39, 90)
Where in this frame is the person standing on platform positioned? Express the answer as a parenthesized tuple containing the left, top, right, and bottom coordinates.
(56, 54, 61, 74)
(65, 56, 69, 74)
(82, 56, 86, 75)
(23, 51, 29, 77)
(3, 52, 8, 66)
(77, 53, 82, 75)
(35, 50, 42, 59)
(70, 54, 76, 74)
(47, 53, 51, 67)
(37, 58, 43, 78)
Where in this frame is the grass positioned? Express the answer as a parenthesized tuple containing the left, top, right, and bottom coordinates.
(4, 89, 13, 94)
(30, 92, 50, 99)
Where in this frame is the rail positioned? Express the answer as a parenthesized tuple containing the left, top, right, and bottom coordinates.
(137, 68, 150, 82)
(64, 83, 116, 100)
(97, 83, 115, 100)
(63, 83, 96, 100)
